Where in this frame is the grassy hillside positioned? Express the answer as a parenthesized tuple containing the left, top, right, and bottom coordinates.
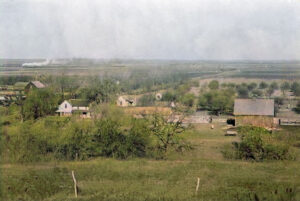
(1, 124, 300, 201)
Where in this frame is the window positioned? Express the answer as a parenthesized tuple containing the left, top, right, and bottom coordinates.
(65, 104, 67, 108)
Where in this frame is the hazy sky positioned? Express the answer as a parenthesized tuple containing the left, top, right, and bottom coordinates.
(0, 0, 299, 60)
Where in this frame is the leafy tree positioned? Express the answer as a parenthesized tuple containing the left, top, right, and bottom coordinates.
(80, 79, 119, 104)
(291, 82, 300, 96)
(22, 89, 58, 120)
(55, 76, 80, 98)
(92, 119, 127, 158)
(162, 91, 177, 102)
(266, 87, 274, 97)
(280, 82, 290, 95)
(237, 86, 249, 98)
(56, 120, 93, 160)
(227, 83, 236, 89)
(247, 82, 257, 91)
(125, 119, 151, 157)
(208, 80, 219, 90)
(252, 89, 263, 97)
(150, 114, 190, 158)
(295, 101, 300, 114)
(259, 81, 268, 89)
(198, 89, 235, 115)
(293, 87, 300, 97)
(180, 93, 196, 107)
(270, 82, 279, 90)
(275, 97, 284, 106)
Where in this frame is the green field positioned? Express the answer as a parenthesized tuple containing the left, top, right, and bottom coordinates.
(2, 124, 300, 201)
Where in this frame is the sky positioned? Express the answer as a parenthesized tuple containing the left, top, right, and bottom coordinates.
(0, 0, 300, 60)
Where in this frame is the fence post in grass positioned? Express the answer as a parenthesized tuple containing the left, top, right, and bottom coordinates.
(71, 170, 78, 198)
(195, 177, 200, 195)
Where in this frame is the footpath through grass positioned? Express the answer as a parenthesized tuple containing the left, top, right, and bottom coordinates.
(1, 124, 300, 201)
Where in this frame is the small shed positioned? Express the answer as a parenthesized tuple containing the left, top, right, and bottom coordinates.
(25, 81, 45, 92)
(234, 99, 274, 128)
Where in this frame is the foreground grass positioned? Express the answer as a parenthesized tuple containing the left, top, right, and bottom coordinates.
(1, 124, 300, 201)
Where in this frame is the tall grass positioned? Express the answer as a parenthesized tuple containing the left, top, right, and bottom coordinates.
(1, 124, 300, 201)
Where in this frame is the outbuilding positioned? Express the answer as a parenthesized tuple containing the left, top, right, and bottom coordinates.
(25, 81, 45, 93)
(234, 99, 275, 128)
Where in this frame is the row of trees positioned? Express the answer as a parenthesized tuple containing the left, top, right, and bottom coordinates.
(1, 102, 191, 162)
(197, 80, 300, 114)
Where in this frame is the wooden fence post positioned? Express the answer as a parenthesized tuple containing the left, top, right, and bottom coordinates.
(195, 177, 200, 195)
(71, 170, 78, 198)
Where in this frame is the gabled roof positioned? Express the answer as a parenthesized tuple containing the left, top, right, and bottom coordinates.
(56, 100, 72, 113)
(29, 81, 45, 88)
(234, 99, 274, 116)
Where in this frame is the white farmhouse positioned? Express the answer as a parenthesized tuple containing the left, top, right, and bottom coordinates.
(56, 100, 90, 118)
(56, 100, 73, 116)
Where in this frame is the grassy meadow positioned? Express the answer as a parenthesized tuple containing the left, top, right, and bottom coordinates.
(2, 124, 300, 201)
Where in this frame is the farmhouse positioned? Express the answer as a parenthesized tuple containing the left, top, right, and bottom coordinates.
(56, 100, 90, 118)
(25, 81, 45, 92)
(234, 99, 274, 128)
(117, 96, 136, 107)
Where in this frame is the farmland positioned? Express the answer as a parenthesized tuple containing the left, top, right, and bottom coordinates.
(2, 59, 300, 201)
(1, 124, 300, 201)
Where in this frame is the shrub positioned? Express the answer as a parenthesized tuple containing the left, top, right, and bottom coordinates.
(208, 80, 219, 90)
(92, 119, 127, 158)
(125, 119, 151, 158)
(180, 93, 196, 107)
(223, 126, 294, 161)
(55, 120, 93, 160)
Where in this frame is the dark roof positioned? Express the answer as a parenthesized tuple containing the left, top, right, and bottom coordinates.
(69, 99, 89, 107)
(234, 99, 274, 116)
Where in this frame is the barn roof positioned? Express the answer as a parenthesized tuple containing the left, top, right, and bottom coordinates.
(234, 99, 274, 116)
(30, 81, 45, 88)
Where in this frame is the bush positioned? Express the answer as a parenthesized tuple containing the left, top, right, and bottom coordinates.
(125, 119, 151, 157)
(208, 80, 219, 90)
(223, 126, 294, 161)
(180, 93, 196, 107)
(92, 118, 151, 159)
(56, 120, 93, 160)
(162, 91, 177, 102)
